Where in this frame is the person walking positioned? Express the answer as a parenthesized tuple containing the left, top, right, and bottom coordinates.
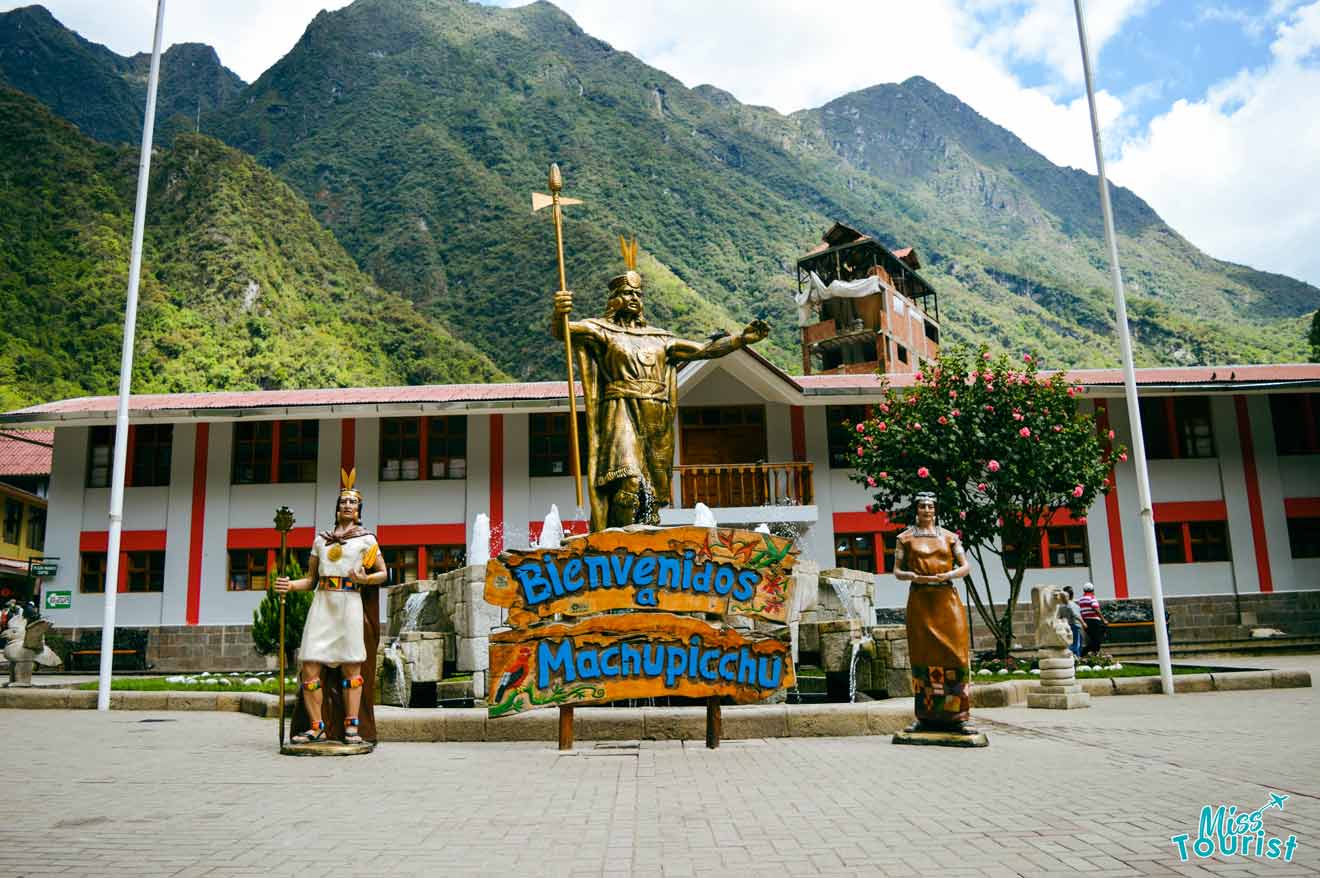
(1078, 583, 1107, 656)
(1061, 586, 1085, 657)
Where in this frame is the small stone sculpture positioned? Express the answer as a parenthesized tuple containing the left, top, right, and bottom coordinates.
(1032, 584, 1074, 651)
(2, 603, 61, 687)
(1027, 584, 1090, 710)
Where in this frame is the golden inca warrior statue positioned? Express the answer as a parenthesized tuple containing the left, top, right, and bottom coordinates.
(553, 236, 770, 531)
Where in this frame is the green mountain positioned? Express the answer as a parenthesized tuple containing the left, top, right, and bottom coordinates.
(4, 0, 1318, 393)
(0, 86, 506, 410)
(201, 0, 1314, 377)
(0, 4, 245, 144)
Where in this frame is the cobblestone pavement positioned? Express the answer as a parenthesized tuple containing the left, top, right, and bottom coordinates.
(1, 682, 1316, 877)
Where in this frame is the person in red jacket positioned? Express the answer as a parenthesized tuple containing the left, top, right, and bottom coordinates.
(1077, 583, 1107, 656)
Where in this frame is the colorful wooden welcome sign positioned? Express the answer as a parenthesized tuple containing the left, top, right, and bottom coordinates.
(484, 526, 797, 727)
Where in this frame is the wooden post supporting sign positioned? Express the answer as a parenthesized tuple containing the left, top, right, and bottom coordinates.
(705, 696, 721, 749)
(558, 705, 574, 751)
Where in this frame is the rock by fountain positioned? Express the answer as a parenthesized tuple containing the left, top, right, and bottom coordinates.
(469, 513, 491, 566)
(537, 504, 564, 549)
(693, 502, 717, 529)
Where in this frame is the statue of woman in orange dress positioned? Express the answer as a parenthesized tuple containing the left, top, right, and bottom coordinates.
(892, 491, 978, 736)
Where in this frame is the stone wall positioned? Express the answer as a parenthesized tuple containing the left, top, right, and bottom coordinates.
(52, 625, 267, 673)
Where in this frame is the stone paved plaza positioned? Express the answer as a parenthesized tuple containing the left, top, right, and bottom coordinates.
(1, 665, 1317, 878)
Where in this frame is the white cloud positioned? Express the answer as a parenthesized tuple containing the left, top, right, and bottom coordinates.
(0, 1, 354, 83)
(1110, 2, 1320, 286)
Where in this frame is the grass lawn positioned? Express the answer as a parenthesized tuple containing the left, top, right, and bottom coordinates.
(76, 672, 475, 693)
(975, 664, 1218, 680)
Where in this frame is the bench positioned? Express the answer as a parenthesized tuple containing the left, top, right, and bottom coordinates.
(67, 628, 151, 671)
(1098, 600, 1170, 645)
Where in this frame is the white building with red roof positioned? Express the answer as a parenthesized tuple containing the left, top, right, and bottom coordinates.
(3, 350, 1319, 661)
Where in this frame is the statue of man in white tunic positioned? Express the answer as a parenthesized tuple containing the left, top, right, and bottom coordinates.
(276, 468, 387, 745)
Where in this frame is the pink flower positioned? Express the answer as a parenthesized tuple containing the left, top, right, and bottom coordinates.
(917, 466, 930, 478)
(983, 352, 992, 360)
(1053, 424, 1063, 432)
(951, 409, 960, 417)
(938, 416, 948, 425)
(987, 460, 1001, 472)
(1078, 516, 1088, 524)
(879, 471, 889, 479)
(1019, 427, 1031, 438)
(1108, 429, 1116, 440)
(1119, 452, 1128, 462)
(912, 422, 923, 431)
(1075, 385, 1084, 395)
(1013, 412, 1024, 421)
(878, 403, 890, 414)
(996, 516, 1004, 527)
(877, 421, 887, 431)
(949, 390, 958, 399)
(914, 371, 924, 381)
(856, 423, 866, 433)
(856, 446, 864, 456)
(866, 476, 877, 487)
(1072, 485, 1084, 498)
(959, 510, 967, 520)
(1023, 354, 1032, 363)
(977, 482, 987, 492)
(984, 404, 995, 413)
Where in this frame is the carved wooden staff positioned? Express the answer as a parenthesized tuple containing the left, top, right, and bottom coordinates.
(273, 505, 295, 749)
(533, 163, 584, 509)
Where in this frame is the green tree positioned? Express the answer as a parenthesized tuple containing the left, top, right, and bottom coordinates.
(849, 345, 1123, 657)
(251, 555, 311, 665)
(1309, 311, 1320, 363)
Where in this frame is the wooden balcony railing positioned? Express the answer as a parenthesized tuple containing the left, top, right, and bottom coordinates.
(674, 462, 814, 509)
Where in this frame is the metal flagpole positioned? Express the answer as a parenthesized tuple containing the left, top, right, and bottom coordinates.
(1073, 0, 1175, 695)
(97, 0, 168, 711)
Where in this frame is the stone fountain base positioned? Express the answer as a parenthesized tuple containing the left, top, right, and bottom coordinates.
(1027, 650, 1091, 709)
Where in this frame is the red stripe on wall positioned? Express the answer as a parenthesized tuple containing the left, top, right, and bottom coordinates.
(1096, 401, 1128, 598)
(790, 406, 806, 462)
(80, 529, 168, 552)
(1235, 395, 1273, 592)
(186, 423, 208, 625)
(833, 510, 899, 532)
(376, 523, 466, 546)
(490, 414, 504, 554)
(1284, 497, 1320, 518)
(1153, 500, 1228, 522)
(341, 418, 356, 474)
(226, 527, 316, 550)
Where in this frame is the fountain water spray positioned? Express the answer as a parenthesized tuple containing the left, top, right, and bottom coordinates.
(469, 513, 491, 565)
(537, 504, 564, 549)
(754, 523, 771, 534)
(848, 636, 874, 703)
(693, 502, 717, 529)
(400, 592, 427, 632)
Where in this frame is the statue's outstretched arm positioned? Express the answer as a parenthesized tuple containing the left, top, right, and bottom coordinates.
(669, 318, 770, 362)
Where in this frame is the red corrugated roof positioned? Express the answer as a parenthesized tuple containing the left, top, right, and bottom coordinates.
(4, 382, 575, 418)
(0, 429, 52, 475)
(795, 363, 1320, 393)
(2, 364, 1317, 427)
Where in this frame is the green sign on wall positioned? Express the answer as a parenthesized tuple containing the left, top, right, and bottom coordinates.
(31, 562, 58, 577)
(44, 590, 71, 610)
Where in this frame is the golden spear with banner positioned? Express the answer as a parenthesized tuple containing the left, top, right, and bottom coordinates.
(533, 163, 584, 507)
(273, 505, 295, 749)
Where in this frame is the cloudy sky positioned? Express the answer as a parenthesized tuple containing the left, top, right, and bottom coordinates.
(5, 0, 1319, 288)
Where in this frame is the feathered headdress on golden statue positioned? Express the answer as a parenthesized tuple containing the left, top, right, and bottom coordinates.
(608, 235, 642, 295)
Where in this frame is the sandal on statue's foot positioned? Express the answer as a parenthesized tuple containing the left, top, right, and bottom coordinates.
(290, 721, 326, 744)
(343, 716, 364, 745)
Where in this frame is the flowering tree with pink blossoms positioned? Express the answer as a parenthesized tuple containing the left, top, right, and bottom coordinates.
(849, 345, 1124, 657)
